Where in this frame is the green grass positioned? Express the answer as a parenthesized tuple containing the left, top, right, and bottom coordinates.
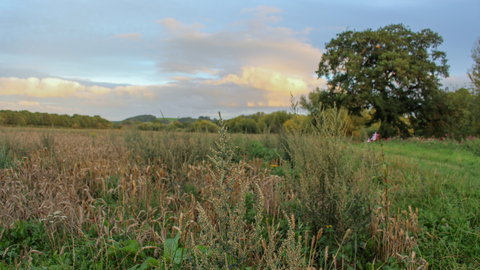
(359, 138, 480, 269)
(373, 139, 479, 178)
(1, 126, 479, 269)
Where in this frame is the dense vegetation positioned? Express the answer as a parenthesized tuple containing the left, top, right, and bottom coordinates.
(0, 110, 114, 129)
(0, 114, 479, 269)
(121, 115, 158, 123)
(311, 24, 479, 139)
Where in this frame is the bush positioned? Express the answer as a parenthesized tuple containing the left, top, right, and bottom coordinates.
(193, 119, 219, 133)
(285, 107, 372, 236)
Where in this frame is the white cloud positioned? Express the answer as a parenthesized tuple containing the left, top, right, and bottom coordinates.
(0, 77, 159, 99)
(113, 85, 156, 98)
(441, 74, 472, 90)
(0, 77, 85, 98)
(1, 6, 327, 118)
(154, 6, 323, 107)
(87, 85, 111, 95)
(18, 100, 40, 107)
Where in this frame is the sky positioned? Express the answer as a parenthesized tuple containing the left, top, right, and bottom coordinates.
(1, 0, 479, 121)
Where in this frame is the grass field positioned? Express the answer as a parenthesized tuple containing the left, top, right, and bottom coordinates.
(0, 124, 479, 269)
(362, 137, 480, 269)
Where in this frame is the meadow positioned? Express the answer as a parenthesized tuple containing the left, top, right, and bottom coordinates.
(0, 112, 479, 269)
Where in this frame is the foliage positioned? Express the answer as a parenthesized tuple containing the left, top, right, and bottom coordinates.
(1, 127, 479, 269)
(0, 144, 12, 169)
(0, 110, 112, 129)
(191, 114, 266, 268)
(314, 24, 449, 138)
(413, 87, 480, 137)
(283, 114, 311, 134)
(192, 119, 219, 133)
(469, 37, 480, 92)
(121, 114, 158, 123)
(227, 111, 293, 134)
(122, 128, 214, 170)
(285, 106, 373, 241)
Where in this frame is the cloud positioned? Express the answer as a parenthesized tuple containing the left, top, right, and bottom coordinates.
(115, 33, 142, 41)
(0, 77, 159, 99)
(113, 85, 155, 98)
(154, 6, 323, 108)
(204, 66, 309, 96)
(87, 85, 111, 95)
(0, 77, 85, 98)
(157, 18, 205, 34)
(18, 100, 40, 107)
(1, 6, 327, 119)
(441, 74, 472, 89)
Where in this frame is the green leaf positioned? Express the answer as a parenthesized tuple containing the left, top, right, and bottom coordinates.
(128, 264, 140, 270)
(143, 257, 159, 267)
(163, 233, 180, 262)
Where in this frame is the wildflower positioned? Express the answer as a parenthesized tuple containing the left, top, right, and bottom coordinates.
(326, 225, 332, 229)
(270, 164, 278, 168)
(367, 132, 380, 143)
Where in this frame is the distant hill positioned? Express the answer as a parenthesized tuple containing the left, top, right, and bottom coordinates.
(121, 114, 157, 123)
(177, 117, 196, 124)
(159, 118, 179, 123)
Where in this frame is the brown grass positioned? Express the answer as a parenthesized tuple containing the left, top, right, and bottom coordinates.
(0, 124, 426, 269)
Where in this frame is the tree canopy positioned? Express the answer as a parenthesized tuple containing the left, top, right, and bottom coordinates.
(0, 110, 113, 129)
(468, 37, 480, 92)
(313, 24, 449, 137)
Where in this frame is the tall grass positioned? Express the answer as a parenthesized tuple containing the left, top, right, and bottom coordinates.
(285, 107, 373, 236)
(0, 122, 478, 269)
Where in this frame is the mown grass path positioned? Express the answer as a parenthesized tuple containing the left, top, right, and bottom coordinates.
(357, 139, 480, 269)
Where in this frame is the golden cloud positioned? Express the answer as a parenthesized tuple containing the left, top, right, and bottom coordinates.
(204, 66, 310, 96)
(0, 77, 159, 100)
(18, 101, 40, 107)
(0, 77, 85, 98)
(87, 85, 112, 95)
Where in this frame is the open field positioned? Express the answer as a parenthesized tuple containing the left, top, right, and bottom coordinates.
(0, 124, 479, 269)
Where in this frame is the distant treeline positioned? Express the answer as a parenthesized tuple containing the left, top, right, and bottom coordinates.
(0, 110, 116, 129)
(3, 85, 478, 138)
(130, 111, 312, 134)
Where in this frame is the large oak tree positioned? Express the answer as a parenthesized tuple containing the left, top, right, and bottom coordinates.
(313, 24, 449, 137)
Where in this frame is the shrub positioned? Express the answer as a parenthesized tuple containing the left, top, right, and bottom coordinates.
(193, 119, 219, 133)
(285, 106, 372, 237)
